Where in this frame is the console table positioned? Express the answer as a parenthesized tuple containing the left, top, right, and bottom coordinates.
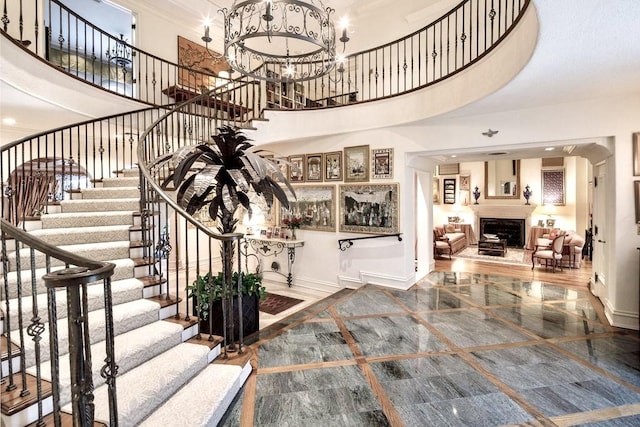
(478, 239, 507, 257)
(242, 237, 304, 287)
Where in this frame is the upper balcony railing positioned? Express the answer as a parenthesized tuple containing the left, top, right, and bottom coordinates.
(2, 0, 530, 119)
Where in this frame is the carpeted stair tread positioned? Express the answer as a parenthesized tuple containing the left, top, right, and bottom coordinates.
(27, 225, 131, 246)
(4, 278, 144, 329)
(76, 343, 212, 426)
(118, 168, 140, 178)
(41, 211, 135, 229)
(59, 198, 140, 213)
(102, 176, 139, 187)
(28, 321, 185, 405)
(7, 240, 132, 270)
(80, 187, 140, 199)
(18, 299, 161, 368)
(2, 258, 135, 299)
(139, 363, 249, 427)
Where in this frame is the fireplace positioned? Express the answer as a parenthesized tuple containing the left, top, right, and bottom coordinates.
(480, 218, 526, 247)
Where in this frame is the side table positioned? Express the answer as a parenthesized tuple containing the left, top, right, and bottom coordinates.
(242, 237, 304, 287)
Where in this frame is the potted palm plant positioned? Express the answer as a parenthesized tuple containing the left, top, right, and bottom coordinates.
(164, 125, 295, 341)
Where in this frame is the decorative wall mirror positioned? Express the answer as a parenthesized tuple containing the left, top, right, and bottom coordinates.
(484, 159, 520, 199)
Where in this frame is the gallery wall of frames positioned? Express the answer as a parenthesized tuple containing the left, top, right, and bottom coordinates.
(246, 145, 400, 238)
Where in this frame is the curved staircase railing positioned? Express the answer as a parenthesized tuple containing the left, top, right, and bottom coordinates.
(3, 0, 530, 116)
(1, 218, 117, 426)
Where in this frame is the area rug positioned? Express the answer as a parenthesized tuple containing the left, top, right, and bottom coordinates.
(259, 292, 304, 315)
(453, 246, 531, 266)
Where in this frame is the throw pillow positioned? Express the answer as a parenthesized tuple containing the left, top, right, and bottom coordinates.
(434, 226, 445, 237)
(445, 224, 456, 233)
(549, 228, 560, 239)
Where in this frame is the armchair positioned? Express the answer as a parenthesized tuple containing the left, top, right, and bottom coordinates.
(433, 229, 452, 259)
(532, 234, 565, 272)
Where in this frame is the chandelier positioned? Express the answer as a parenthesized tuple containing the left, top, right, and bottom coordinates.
(106, 34, 132, 67)
(218, 0, 349, 83)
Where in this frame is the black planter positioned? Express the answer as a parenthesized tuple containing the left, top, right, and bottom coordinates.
(193, 294, 259, 341)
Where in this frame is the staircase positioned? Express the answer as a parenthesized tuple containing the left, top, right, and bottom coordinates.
(1, 168, 252, 427)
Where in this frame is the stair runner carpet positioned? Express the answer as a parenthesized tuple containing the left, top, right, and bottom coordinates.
(1, 168, 248, 427)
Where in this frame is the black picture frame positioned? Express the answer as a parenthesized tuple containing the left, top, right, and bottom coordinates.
(443, 178, 456, 204)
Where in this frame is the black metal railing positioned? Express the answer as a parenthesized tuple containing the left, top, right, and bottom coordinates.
(2, 0, 530, 114)
(1, 217, 117, 426)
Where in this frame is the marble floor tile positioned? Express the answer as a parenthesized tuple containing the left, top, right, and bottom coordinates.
(219, 275, 639, 427)
(443, 284, 531, 306)
(395, 392, 533, 427)
(258, 320, 354, 368)
(344, 315, 448, 357)
(388, 287, 472, 311)
(473, 345, 640, 417)
(556, 335, 640, 387)
(489, 304, 607, 339)
(334, 287, 406, 316)
(422, 309, 533, 348)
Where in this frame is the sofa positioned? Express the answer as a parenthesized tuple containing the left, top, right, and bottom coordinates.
(434, 224, 468, 256)
(535, 229, 586, 268)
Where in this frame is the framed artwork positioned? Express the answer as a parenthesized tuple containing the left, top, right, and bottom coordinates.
(273, 226, 281, 238)
(459, 175, 470, 191)
(433, 177, 440, 204)
(177, 36, 229, 88)
(324, 151, 343, 181)
(443, 178, 456, 204)
(339, 183, 399, 234)
(542, 168, 565, 205)
(344, 145, 370, 182)
(438, 163, 460, 175)
(372, 148, 393, 179)
(280, 185, 336, 232)
(635, 181, 640, 223)
(288, 154, 305, 182)
(633, 132, 640, 176)
(305, 153, 323, 182)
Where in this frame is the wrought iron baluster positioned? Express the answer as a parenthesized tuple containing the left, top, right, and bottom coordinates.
(28, 247, 46, 424)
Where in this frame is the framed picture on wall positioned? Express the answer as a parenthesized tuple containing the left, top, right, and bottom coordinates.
(635, 180, 640, 223)
(324, 151, 343, 181)
(371, 148, 393, 179)
(459, 175, 470, 191)
(542, 168, 565, 205)
(288, 154, 305, 182)
(305, 153, 323, 182)
(344, 145, 370, 182)
(433, 177, 440, 204)
(633, 132, 640, 176)
(443, 178, 456, 204)
(339, 183, 399, 234)
(280, 185, 336, 232)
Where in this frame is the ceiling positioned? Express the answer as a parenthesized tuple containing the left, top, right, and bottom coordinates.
(2, 0, 640, 158)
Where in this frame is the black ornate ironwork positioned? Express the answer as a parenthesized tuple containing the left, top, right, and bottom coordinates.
(243, 237, 304, 287)
(338, 233, 402, 251)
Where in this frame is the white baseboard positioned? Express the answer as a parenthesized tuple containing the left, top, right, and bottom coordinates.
(262, 274, 341, 295)
(339, 271, 417, 291)
(604, 302, 639, 331)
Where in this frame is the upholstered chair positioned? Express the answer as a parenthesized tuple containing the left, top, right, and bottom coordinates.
(433, 229, 452, 259)
(532, 234, 565, 272)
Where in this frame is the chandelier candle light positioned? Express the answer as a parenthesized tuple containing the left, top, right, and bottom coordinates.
(218, 0, 350, 83)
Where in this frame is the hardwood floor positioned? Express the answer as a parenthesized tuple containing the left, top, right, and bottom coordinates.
(435, 256, 593, 289)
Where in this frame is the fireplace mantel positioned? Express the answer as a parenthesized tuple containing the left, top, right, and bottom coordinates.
(470, 204, 538, 248)
(470, 204, 537, 219)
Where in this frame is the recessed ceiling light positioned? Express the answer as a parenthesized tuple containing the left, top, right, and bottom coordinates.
(545, 147, 555, 151)
(451, 155, 457, 158)
(2, 117, 17, 126)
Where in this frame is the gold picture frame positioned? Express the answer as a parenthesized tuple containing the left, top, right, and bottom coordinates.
(324, 151, 343, 181)
(372, 148, 393, 179)
(288, 154, 305, 182)
(339, 183, 399, 234)
(280, 185, 336, 232)
(344, 145, 370, 182)
(305, 153, 323, 182)
(633, 132, 640, 176)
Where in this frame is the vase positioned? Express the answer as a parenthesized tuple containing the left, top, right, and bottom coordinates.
(291, 229, 297, 240)
(194, 294, 259, 341)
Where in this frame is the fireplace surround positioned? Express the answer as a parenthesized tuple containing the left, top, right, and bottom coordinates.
(480, 217, 526, 247)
